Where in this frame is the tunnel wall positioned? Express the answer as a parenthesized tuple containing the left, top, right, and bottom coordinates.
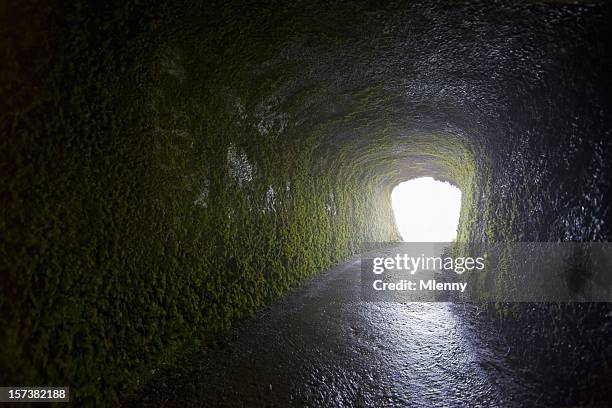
(456, 8, 612, 401)
(0, 1, 400, 404)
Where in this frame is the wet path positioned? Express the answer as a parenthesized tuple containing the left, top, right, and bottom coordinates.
(132, 257, 548, 407)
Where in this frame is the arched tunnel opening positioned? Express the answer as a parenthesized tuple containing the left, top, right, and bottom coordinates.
(391, 177, 462, 242)
(2, 1, 612, 406)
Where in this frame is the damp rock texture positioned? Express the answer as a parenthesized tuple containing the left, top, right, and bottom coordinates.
(2, 0, 612, 404)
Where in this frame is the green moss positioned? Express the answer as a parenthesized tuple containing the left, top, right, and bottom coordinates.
(1, 1, 400, 404)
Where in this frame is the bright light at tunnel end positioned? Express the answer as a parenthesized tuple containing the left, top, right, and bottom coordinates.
(391, 177, 462, 242)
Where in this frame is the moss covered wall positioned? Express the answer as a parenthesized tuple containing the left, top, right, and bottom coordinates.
(1, 1, 401, 404)
(2, 0, 612, 405)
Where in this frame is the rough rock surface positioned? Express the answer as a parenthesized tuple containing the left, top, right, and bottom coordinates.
(2, 1, 611, 404)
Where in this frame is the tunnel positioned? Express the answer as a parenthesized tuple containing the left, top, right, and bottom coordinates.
(2, 0, 612, 405)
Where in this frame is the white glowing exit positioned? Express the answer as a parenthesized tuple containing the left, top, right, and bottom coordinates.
(391, 177, 462, 242)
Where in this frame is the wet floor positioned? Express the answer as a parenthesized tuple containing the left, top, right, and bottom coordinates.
(131, 257, 550, 407)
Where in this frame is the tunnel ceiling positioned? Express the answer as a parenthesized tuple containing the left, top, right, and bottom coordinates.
(190, 1, 611, 195)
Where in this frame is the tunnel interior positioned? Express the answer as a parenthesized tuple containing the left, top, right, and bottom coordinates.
(2, 0, 612, 404)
